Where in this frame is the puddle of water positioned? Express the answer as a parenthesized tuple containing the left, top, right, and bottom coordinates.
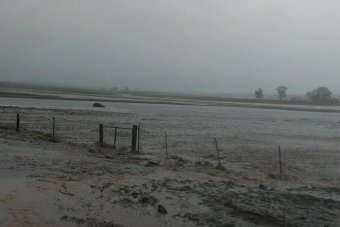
(0, 169, 33, 179)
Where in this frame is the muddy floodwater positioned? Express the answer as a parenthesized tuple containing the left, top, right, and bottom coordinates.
(0, 97, 340, 226)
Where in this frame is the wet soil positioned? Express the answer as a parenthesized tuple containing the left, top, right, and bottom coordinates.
(1, 106, 340, 226)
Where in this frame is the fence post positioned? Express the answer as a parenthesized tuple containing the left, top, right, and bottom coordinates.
(114, 127, 117, 146)
(278, 146, 282, 180)
(214, 138, 221, 167)
(131, 125, 138, 152)
(52, 117, 56, 138)
(16, 113, 20, 132)
(137, 125, 140, 152)
(164, 132, 168, 157)
(99, 124, 104, 145)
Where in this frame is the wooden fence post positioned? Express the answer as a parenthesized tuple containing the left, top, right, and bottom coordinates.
(131, 125, 138, 152)
(99, 124, 104, 145)
(214, 138, 221, 167)
(164, 132, 168, 157)
(114, 127, 117, 146)
(278, 146, 282, 180)
(137, 125, 140, 152)
(16, 114, 20, 132)
(52, 117, 56, 138)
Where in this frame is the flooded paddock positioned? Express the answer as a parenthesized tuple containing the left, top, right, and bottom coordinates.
(1, 97, 340, 226)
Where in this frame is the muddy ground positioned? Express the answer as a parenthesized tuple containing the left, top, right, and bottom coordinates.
(1, 106, 340, 226)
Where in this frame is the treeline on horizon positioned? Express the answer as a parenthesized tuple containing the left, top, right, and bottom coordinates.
(255, 86, 339, 105)
(0, 81, 339, 106)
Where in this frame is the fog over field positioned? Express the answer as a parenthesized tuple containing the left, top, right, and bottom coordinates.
(3, 2, 340, 226)
(1, 0, 340, 94)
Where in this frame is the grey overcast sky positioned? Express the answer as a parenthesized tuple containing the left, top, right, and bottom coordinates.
(1, 0, 340, 94)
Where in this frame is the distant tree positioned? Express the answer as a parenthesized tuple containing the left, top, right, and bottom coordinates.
(111, 87, 118, 91)
(306, 87, 337, 104)
(255, 88, 264, 100)
(124, 87, 130, 92)
(276, 86, 288, 102)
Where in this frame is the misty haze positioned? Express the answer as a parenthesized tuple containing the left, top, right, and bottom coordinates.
(1, 0, 340, 95)
(1, 1, 340, 227)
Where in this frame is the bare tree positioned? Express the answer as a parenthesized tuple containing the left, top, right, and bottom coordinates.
(276, 86, 288, 102)
(255, 88, 264, 100)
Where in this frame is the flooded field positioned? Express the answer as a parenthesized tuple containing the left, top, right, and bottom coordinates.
(1, 97, 340, 226)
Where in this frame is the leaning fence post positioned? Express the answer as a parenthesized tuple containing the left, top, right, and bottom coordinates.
(214, 138, 221, 167)
(99, 124, 104, 145)
(131, 125, 138, 152)
(16, 113, 20, 132)
(278, 146, 282, 180)
(52, 117, 56, 138)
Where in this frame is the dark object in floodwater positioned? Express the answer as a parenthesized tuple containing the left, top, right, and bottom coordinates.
(93, 102, 105, 108)
(158, 204, 168, 214)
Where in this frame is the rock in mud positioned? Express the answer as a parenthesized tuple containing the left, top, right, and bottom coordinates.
(157, 204, 168, 214)
(258, 184, 267, 190)
(139, 194, 158, 205)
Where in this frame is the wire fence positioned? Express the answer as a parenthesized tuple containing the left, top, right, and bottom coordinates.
(0, 112, 134, 145)
(0, 109, 339, 187)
